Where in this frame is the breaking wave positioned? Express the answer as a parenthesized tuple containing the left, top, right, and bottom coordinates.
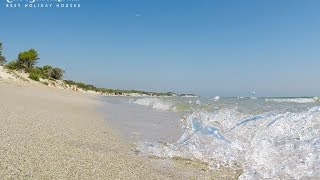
(131, 98, 174, 111)
(265, 97, 319, 103)
(130, 97, 206, 112)
(136, 107, 320, 179)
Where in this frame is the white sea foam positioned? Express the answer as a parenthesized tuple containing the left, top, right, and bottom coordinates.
(137, 107, 320, 179)
(195, 100, 201, 105)
(212, 96, 220, 101)
(265, 98, 318, 103)
(132, 98, 174, 111)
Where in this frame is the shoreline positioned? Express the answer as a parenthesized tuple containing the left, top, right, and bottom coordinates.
(97, 95, 243, 179)
(0, 79, 240, 179)
(0, 78, 240, 179)
(0, 80, 170, 179)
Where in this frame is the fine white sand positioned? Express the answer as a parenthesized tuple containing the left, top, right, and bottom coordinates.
(0, 80, 172, 179)
(0, 73, 241, 179)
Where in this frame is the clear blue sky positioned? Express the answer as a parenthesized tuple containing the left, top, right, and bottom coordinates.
(1, 0, 320, 96)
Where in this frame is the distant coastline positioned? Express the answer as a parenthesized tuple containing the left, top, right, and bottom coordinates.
(0, 43, 196, 97)
(1, 65, 191, 97)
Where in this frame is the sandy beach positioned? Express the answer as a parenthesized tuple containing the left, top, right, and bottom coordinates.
(0, 78, 241, 179)
(0, 79, 170, 179)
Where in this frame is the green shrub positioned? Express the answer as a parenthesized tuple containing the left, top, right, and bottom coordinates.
(17, 49, 39, 71)
(51, 68, 64, 80)
(5, 60, 19, 70)
(29, 72, 40, 81)
(28, 67, 50, 81)
(29, 67, 48, 79)
(63, 80, 98, 91)
(0, 43, 6, 66)
(0, 56, 5, 66)
(42, 65, 64, 80)
(64, 80, 76, 85)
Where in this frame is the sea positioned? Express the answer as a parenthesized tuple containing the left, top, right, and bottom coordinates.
(99, 96, 320, 179)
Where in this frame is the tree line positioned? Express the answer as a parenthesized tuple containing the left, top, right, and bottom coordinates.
(0, 43, 64, 81)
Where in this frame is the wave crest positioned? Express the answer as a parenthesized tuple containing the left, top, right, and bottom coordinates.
(131, 98, 174, 111)
(265, 97, 319, 103)
(137, 107, 320, 179)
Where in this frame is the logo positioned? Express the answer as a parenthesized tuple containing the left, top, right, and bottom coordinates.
(5, 0, 81, 8)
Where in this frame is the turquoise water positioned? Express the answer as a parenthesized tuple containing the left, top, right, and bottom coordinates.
(100, 96, 320, 179)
